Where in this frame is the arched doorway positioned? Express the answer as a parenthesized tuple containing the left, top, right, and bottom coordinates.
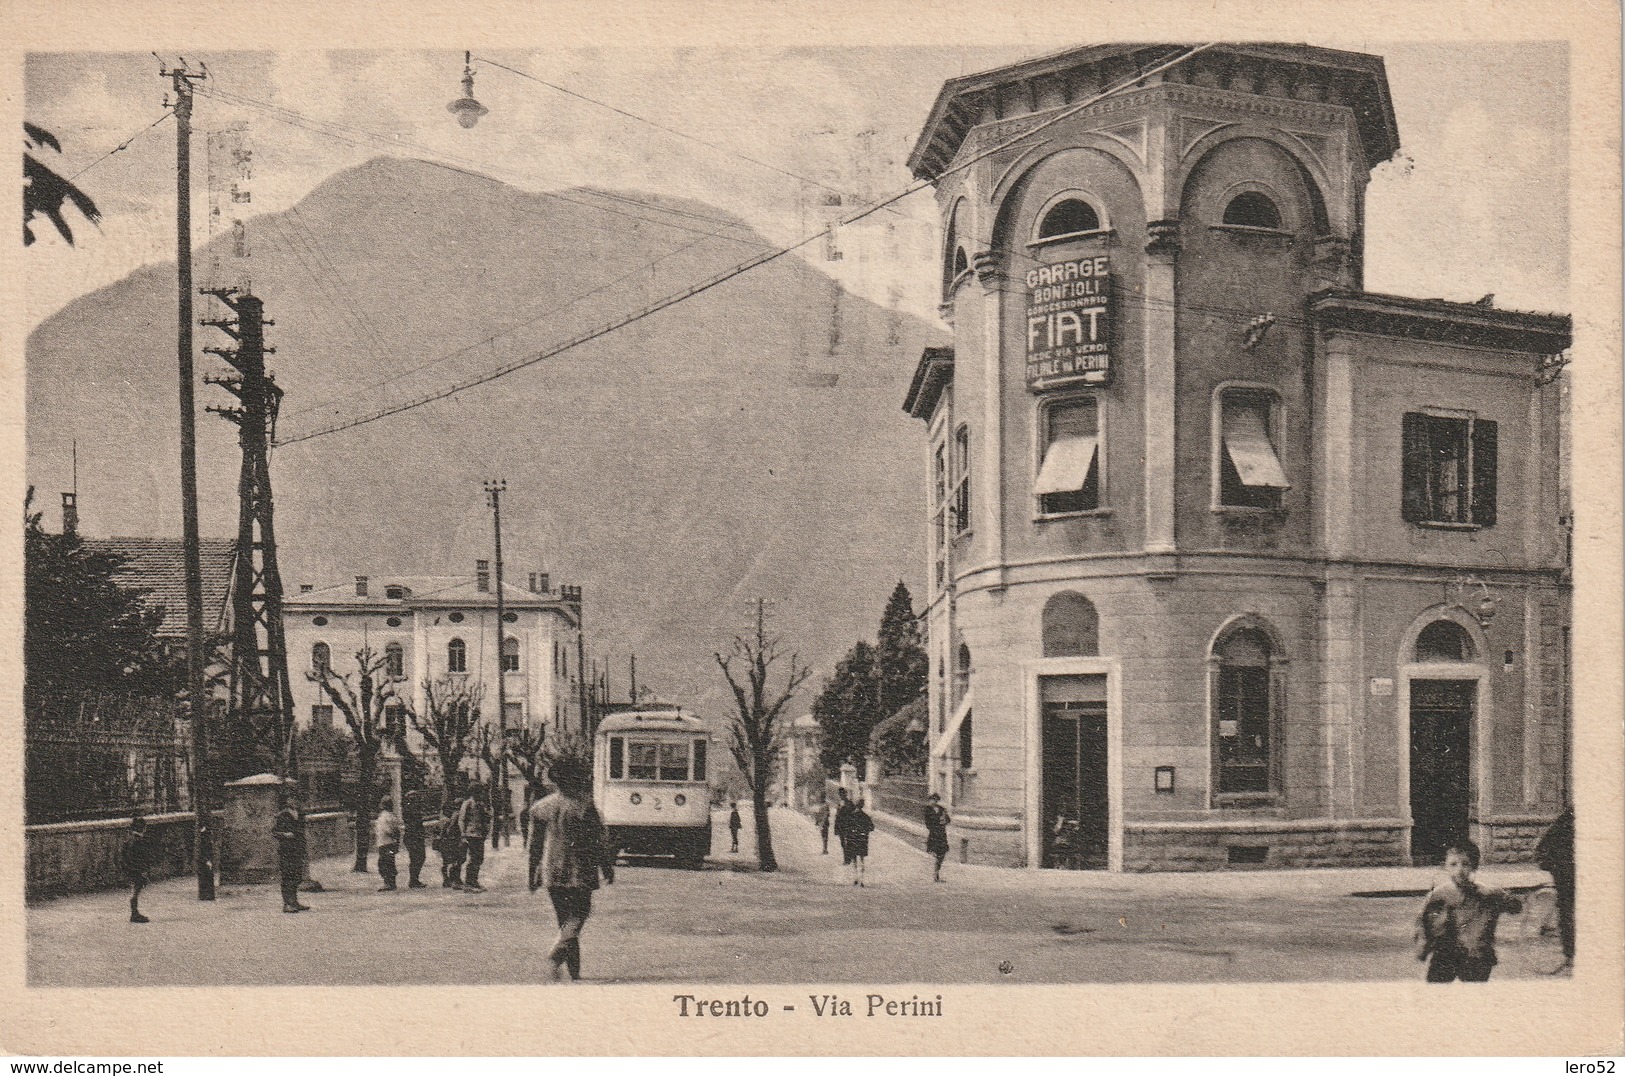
(1405, 617, 1481, 864)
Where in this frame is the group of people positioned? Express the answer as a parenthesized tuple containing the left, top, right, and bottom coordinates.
(808, 788, 951, 886)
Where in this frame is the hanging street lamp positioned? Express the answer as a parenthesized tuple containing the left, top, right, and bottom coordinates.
(447, 51, 489, 129)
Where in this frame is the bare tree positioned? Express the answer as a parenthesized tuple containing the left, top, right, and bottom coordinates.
(715, 600, 811, 872)
(412, 675, 483, 813)
(307, 645, 400, 873)
(504, 724, 595, 844)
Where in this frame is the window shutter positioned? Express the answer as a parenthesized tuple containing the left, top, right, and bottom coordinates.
(1401, 412, 1429, 522)
(1472, 418, 1498, 526)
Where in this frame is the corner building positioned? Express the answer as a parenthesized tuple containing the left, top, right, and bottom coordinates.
(902, 44, 1571, 871)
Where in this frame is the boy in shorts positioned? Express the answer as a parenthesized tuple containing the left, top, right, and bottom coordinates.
(1416, 839, 1523, 982)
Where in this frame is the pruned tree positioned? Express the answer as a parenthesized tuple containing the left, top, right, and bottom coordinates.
(24, 123, 101, 247)
(307, 645, 400, 873)
(413, 675, 483, 812)
(715, 601, 811, 872)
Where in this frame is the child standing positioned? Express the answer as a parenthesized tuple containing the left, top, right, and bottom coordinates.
(373, 795, 402, 892)
(728, 802, 743, 853)
(1416, 840, 1523, 982)
(121, 813, 158, 923)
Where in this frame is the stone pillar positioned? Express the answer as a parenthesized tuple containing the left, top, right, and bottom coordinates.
(1319, 571, 1360, 817)
(973, 249, 1008, 583)
(219, 773, 289, 884)
(839, 761, 858, 795)
(1143, 220, 1180, 554)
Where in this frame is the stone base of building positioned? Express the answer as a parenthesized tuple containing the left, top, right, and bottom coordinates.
(1122, 820, 1407, 871)
(1477, 815, 1559, 864)
(870, 806, 1026, 868)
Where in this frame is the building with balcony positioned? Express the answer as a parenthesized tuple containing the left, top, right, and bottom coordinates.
(903, 43, 1571, 871)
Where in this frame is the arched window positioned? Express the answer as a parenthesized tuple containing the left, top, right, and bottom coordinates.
(447, 637, 467, 674)
(1038, 198, 1101, 239)
(1416, 620, 1475, 663)
(1223, 191, 1281, 229)
(1212, 626, 1281, 796)
(502, 635, 520, 673)
(1042, 593, 1099, 657)
(384, 642, 404, 680)
(311, 642, 330, 676)
(953, 643, 972, 705)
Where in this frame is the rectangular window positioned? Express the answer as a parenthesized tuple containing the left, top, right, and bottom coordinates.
(952, 426, 971, 534)
(932, 440, 948, 590)
(957, 711, 974, 770)
(628, 741, 658, 780)
(1402, 412, 1498, 526)
(658, 742, 690, 782)
(311, 705, 333, 729)
(1215, 666, 1270, 793)
(692, 739, 707, 781)
(608, 737, 624, 779)
(1037, 397, 1100, 514)
(1218, 391, 1288, 509)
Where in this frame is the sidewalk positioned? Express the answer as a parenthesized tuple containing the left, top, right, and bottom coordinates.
(786, 806, 1552, 898)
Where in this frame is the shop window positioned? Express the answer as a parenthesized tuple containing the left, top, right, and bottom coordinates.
(1402, 412, 1498, 526)
(384, 642, 404, 680)
(1217, 389, 1287, 509)
(311, 642, 331, 676)
(1042, 592, 1099, 657)
(1211, 626, 1280, 797)
(1416, 620, 1475, 663)
(1038, 198, 1101, 239)
(1036, 396, 1100, 514)
(952, 425, 971, 535)
(502, 635, 520, 673)
(1223, 192, 1281, 229)
(447, 637, 467, 674)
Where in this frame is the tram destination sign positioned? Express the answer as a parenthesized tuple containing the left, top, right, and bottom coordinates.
(1025, 255, 1111, 391)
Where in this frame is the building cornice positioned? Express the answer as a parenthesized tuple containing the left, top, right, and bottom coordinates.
(902, 346, 955, 421)
(1310, 289, 1572, 356)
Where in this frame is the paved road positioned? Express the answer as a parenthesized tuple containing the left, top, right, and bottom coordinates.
(27, 808, 1567, 986)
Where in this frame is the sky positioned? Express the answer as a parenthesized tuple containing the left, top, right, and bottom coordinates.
(23, 41, 1570, 337)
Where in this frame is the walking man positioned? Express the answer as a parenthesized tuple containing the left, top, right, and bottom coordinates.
(122, 813, 158, 923)
(833, 786, 855, 869)
(374, 795, 402, 891)
(815, 798, 831, 855)
(923, 793, 951, 882)
(528, 757, 615, 982)
(728, 801, 743, 853)
(456, 783, 491, 893)
(272, 791, 311, 913)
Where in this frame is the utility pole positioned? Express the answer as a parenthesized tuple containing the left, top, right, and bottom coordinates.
(163, 57, 213, 901)
(484, 479, 509, 849)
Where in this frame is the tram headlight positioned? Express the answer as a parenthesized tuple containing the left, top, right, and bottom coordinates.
(629, 792, 642, 805)
(674, 794, 686, 806)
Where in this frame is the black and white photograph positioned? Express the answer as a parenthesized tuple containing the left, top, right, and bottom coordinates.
(7, 0, 1621, 1059)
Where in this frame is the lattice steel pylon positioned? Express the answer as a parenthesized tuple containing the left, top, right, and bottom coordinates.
(201, 288, 298, 775)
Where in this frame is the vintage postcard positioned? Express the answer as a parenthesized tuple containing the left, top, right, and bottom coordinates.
(3, 0, 1620, 1058)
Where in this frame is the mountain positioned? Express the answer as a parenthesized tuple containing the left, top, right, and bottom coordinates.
(26, 156, 943, 721)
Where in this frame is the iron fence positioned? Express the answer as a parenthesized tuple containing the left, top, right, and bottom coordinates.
(25, 692, 192, 824)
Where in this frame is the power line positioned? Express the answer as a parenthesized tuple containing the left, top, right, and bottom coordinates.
(271, 44, 1216, 445)
(65, 110, 174, 181)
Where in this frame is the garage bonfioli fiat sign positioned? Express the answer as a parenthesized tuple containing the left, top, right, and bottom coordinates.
(1025, 255, 1111, 391)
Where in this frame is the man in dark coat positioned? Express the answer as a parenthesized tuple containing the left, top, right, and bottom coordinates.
(122, 813, 159, 923)
(727, 802, 743, 853)
(923, 793, 952, 883)
(1535, 806, 1575, 972)
(402, 789, 429, 888)
(272, 792, 311, 913)
(832, 787, 855, 864)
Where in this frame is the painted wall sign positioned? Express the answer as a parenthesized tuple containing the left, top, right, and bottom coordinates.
(1369, 677, 1394, 697)
(1026, 256, 1111, 391)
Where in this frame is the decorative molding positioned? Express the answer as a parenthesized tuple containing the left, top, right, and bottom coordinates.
(971, 249, 1008, 288)
(1098, 120, 1147, 163)
(1179, 118, 1234, 160)
(1145, 218, 1181, 256)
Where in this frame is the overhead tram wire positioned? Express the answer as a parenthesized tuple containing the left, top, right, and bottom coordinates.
(273, 43, 1216, 447)
(66, 110, 175, 181)
(473, 55, 913, 223)
(195, 82, 766, 247)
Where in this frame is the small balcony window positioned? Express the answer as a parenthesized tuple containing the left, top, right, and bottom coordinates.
(1217, 389, 1288, 509)
(1402, 411, 1498, 527)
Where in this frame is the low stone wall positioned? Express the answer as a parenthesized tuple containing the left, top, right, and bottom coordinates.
(1123, 819, 1407, 872)
(1478, 815, 1560, 864)
(27, 809, 354, 901)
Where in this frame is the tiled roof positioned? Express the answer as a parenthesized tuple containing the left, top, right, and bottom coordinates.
(84, 537, 237, 639)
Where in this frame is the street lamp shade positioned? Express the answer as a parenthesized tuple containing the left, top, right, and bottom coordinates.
(448, 53, 489, 129)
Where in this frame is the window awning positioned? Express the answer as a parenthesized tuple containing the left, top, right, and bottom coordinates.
(1034, 435, 1098, 495)
(933, 691, 973, 759)
(1223, 409, 1289, 489)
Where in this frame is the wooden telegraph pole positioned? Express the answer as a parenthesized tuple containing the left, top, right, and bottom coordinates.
(162, 57, 214, 901)
(484, 479, 510, 849)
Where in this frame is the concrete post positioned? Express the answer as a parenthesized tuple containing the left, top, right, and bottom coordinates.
(219, 773, 288, 884)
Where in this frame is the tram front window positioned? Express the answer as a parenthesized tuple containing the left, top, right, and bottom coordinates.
(628, 742, 659, 780)
(659, 743, 690, 781)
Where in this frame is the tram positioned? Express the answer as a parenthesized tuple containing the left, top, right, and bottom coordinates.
(594, 707, 713, 868)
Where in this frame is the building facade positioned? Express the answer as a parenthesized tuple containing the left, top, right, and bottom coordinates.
(283, 564, 585, 753)
(902, 44, 1571, 871)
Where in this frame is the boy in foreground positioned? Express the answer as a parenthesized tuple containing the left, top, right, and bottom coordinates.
(528, 757, 615, 982)
(1416, 839, 1523, 982)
